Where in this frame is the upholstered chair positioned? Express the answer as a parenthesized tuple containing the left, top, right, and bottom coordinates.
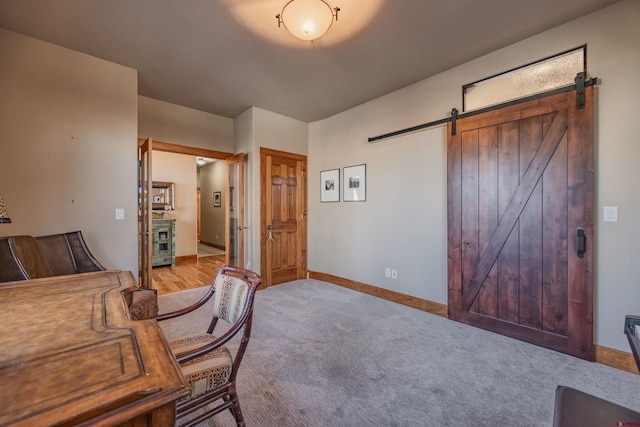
(155, 265, 262, 427)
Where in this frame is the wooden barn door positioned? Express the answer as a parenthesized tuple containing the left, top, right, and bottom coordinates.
(448, 87, 594, 360)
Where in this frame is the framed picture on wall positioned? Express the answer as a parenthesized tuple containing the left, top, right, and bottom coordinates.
(320, 169, 340, 202)
(213, 191, 221, 207)
(343, 164, 366, 202)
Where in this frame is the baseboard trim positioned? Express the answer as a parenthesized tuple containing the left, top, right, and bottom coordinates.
(595, 344, 639, 374)
(175, 255, 197, 263)
(308, 270, 638, 375)
(308, 271, 447, 317)
(199, 241, 225, 251)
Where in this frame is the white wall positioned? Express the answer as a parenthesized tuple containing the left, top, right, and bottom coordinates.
(309, 124, 447, 302)
(138, 96, 235, 257)
(138, 96, 233, 151)
(152, 151, 197, 257)
(0, 28, 138, 275)
(308, 0, 640, 352)
(235, 107, 308, 273)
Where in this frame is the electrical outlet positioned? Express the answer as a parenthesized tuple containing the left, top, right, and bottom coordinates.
(385, 267, 391, 278)
(391, 269, 398, 279)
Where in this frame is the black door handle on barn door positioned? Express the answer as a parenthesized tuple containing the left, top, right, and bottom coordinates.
(577, 229, 585, 258)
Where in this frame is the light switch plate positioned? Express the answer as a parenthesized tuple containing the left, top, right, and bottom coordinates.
(115, 208, 125, 220)
(603, 206, 618, 222)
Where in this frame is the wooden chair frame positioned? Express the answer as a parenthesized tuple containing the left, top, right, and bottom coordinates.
(155, 265, 262, 427)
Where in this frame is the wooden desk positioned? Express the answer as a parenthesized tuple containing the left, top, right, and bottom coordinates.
(0, 270, 189, 426)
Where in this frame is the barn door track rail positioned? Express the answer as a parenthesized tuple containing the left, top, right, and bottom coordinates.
(368, 72, 597, 143)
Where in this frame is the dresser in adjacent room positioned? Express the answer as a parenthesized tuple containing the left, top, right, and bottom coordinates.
(152, 218, 176, 267)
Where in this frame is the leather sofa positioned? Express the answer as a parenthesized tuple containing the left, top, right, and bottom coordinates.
(0, 231, 104, 282)
(0, 230, 157, 319)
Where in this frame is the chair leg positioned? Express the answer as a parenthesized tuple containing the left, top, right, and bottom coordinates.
(227, 385, 246, 427)
(231, 401, 245, 427)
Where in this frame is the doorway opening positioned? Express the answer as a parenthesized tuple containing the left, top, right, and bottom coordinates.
(197, 157, 227, 259)
(137, 138, 234, 291)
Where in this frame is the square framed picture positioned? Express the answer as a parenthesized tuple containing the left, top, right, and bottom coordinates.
(343, 164, 366, 202)
(213, 191, 221, 207)
(320, 169, 340, 202)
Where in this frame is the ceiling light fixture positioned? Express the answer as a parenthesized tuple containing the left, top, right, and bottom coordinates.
(196, 157, 207, 166)
(276, 0, 340, 41)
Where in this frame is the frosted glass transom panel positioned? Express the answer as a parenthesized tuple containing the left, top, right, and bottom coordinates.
(463, 48, 585, 112)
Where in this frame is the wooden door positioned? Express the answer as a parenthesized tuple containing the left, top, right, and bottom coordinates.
(448, 87, 594, 360)
(261, 148, 307, 287)
(225, 153, 245, 268)
(138, 137, 153, 289)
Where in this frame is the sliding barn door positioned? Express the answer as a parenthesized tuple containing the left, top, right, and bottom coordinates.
(448, 88, 594, 360)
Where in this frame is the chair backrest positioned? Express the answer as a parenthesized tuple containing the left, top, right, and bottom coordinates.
(207, 266, 261, 376)
(0, 237, 32, 282)
(34, 234, 77, 276)
(64, 231, 105, 272)
(36, 231, 105, 275)
(211, 266, 262, 325)
(212, 273, 252, 324)
(7, 236, 51, 280)
(200, 266, 261, 347)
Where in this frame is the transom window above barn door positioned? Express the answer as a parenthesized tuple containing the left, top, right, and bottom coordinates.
(462, 46, 586, 112)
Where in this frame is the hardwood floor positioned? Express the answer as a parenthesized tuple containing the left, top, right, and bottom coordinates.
(152, 254, 226, 295)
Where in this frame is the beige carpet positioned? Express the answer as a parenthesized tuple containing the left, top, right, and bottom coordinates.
(159, 280, 640, 427)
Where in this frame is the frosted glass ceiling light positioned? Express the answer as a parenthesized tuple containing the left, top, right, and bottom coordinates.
(276, 0, 340, 41)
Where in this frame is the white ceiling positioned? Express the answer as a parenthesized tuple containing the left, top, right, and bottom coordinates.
(0, 0, 621, 122)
